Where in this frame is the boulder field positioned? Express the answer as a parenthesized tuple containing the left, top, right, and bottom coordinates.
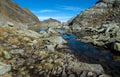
(67, 0, 120, 52)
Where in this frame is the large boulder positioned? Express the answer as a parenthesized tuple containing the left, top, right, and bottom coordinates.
(68, 61, 104, 74)
(45, 36, 67, 45)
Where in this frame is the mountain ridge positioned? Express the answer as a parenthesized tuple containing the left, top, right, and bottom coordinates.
(0, 0, 41, 31)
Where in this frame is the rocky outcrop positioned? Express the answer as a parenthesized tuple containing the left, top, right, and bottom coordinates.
(68, 0, 120, 30)
(67, 0, 120, 51)
(0, 0, 41, 31)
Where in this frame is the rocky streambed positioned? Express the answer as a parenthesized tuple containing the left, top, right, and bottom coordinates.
(62, 34, 120, 77)
(0, 25, 120, 77)
(0, 26, 110, 77)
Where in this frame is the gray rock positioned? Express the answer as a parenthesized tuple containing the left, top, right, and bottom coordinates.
(102, 0, 115, 3)
(87, 72, 94, 77)
(115, 37, 120, 42)
(10, 49, 24, 55)
(69, 74, 75, 77)
(61, 70, 67, 77)
(23, 37, 31, 42)
(80, 71, 87, 77)
(47, 28, 57, 34)
(31, 40, 38, 44)
(7, 21, 14, 27)
(113, 42, 120, 52)
(46, 45, 55, 51)
(93, 40, 105, 46)
(45, 36, 67, 45)
(4, 51, 11, 59)
(68, 61, 104, 75)
(11, 45, 18, 48)
(99, 74, 111, 77)
(0, 62, 11, 75)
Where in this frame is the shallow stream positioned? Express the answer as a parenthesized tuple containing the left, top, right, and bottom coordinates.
(62, 34, 120, 77)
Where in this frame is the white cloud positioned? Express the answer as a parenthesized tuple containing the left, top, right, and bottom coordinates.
(61, 6, 84, 11)
(38, 16, 72, 22)
(32, 9, 58, 13)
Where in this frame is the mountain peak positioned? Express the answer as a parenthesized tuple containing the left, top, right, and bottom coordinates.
(43, 18, 61, 23)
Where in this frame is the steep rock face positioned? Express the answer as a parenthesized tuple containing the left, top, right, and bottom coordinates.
(68, 0, 120, 28)
(0, 0, 41, 31)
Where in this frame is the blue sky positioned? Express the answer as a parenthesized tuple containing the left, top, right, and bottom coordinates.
(13, 0, 98, 22)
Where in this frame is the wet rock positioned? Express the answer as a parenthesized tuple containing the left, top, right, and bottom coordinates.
(0, 62, 11, 75)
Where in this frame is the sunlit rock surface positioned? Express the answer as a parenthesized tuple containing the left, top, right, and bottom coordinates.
(0, 0, 41, 31)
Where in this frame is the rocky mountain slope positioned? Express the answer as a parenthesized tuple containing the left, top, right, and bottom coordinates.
(67, 0, 120, 51)
(68, 0, 120, 28)
(40, 18, 62, 30)
(0, 0, 41, 31)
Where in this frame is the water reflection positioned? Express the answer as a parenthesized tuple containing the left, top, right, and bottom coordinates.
(61, 34, 120, 76)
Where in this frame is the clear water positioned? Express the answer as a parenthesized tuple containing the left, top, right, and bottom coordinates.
(57, 29, 65, 34)
(61, 34, 120, 76)
(39, 29, 47, 33)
